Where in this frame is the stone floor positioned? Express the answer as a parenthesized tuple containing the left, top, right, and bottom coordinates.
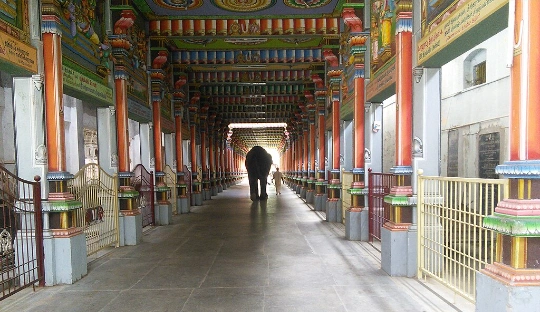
(2, 180, 474, 312)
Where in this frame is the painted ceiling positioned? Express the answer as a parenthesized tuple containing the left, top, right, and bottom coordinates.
(129, 0, 354, 153)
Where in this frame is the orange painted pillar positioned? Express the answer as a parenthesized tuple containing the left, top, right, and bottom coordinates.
(200, 128, 207, 188)
(318, 111, 326, 179)
(303, 127, 309, 175)
(386, 12, 413, 225)
(353, 74, 365, 171)
(43, 32, 67, 175)
(190, 124, 197, 173)
(310, 122, 316, 174)
(395, 31, 413, 170)
(480, 1, 540, 299)
(152, 100, 163, 173)
(175, 113, 183, 175)
(115, 78, 130, 173)
(332, 96, 340, 172)
(350, 66, 366, 212)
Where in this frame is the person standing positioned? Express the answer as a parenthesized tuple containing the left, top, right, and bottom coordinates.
(272, 167, 283, 195)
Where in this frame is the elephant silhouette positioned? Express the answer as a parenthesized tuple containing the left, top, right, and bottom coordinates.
(245, 146, 273, 201)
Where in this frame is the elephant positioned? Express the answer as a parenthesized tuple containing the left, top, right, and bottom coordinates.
(245, 146, 273, 201)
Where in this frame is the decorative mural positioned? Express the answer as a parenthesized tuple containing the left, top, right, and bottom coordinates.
(421, 0, 458, 37)
(417, 0, 507, 66)
(0, 0, 37, 74)
(284, 0, 332, 9)
(155, 0, 203, 10)
(110, 8, 150, 115)
(0, 0, 25, 34)
(370, 0, 396, 75)
(211, 0, 275, 12)
(58, 0, 109, 76)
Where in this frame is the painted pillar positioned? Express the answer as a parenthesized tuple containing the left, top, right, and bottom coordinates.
(385, 12, 414, 226)
(41, 17, 86, 285)
(200, 109, 210, 199)
(478, 2, 540, 310)
(380, 10, 415, 277)
(301, 125, 309, 198)
(189, 93, 202, 205)
(323, 48, 343, 222)
(345, 28, 369, 241)
(314, 98, 328, 211)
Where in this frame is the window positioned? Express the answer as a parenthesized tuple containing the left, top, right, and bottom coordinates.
(473, 61, 486, 86)
(463, 49, 487, 88)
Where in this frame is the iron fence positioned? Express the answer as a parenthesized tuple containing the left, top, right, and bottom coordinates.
(69, 164, 119, 256)
(0, 166, 44, 300)
(132, 165, 155, 227)
(417, 173, 508, 302)
(367, 169, 395, 242)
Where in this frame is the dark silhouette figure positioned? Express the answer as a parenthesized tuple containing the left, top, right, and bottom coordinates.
(245, 146, 273, 201)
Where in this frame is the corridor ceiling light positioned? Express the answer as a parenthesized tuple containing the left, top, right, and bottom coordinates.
(229, 122, 287, 129)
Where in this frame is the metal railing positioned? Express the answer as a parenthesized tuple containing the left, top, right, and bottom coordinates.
(132, 165, 155, 227)
(368, 169, 395, 242)
(417, 173, 508, 302)
(163, 165, 177, 214)
(69, 164, 119, 256)
(0, 166, 44, 300)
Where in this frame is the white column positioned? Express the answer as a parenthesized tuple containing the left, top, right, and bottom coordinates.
(97, 106, 118, 176)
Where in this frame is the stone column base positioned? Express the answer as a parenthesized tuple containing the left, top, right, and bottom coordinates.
(218, 185, 223, 193)
(120, 209, 142, 246)
(43, 228, 87, 285)
(306, 190, 315, 204)
(300, 187, 307, 199)
(314, 194, 327, 211)
(326, 199, 341, 222)
(345, 209, 369, 241)
(381, 224, 416, 277)
(476, 267, 540, 312)
(178, 197, 190, 214)
(192, 192, 203, 206)
(203, 189, 211, 200)
(155, 202, 173, 225)
(211, 186, 218, 196)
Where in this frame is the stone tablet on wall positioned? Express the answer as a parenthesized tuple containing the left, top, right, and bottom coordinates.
(479, 132, 500, 179)
(447, 130, 459, 177)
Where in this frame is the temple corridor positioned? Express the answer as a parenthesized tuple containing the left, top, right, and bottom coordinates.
(2, 180, 472, 312)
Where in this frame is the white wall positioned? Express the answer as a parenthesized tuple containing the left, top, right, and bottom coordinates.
(440, 29, 510, 178)
(382, 95, 396, 173)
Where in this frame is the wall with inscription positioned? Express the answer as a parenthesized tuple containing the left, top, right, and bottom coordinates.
(438, 28, 509, 178)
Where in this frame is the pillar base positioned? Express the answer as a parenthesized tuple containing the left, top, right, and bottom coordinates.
(326, 199, 341, 222)
(306, 190, 315, 204)
(476, 269, 540, 312)
(381, 223, 416, 277)
(211, 186, 218, 196)
(314, 194, 328, 211)
(119, 209, 142, 246)
(345, 208, 369, 241)
(218, 184, 223, 193)
(44, 228, 87, 285)
(191, 192, 203, 206)
(177, 197, 190, 214)
(155, 202, 173, 225)
(300, 187, 307, 199)
(203, 189, 211, 200)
